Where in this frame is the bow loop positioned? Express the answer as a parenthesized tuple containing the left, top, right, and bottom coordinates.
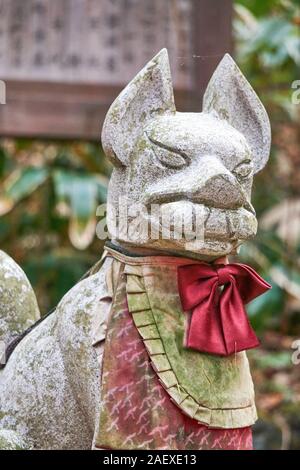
(178, 262, 271, 356)
(178, 264, 218, 311)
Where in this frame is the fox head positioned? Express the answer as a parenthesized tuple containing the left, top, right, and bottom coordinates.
(101, 49, 271, 259)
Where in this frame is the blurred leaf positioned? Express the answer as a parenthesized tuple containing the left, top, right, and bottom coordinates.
(285, 35, 300, 64)
(257, 392, 284, 411)
(261, 46, 289, 67)
(0, 219, 10, 242)
(94, 174, 108, 202)
(68, 216, 97, 251)
(260, 199, 300, 248)
(270, 263, 300, 299)
(236, 0, 287, 17)
(0, 167, 48, 215)
(254, 351, 292, 369)
(0, 146, 7, 176)
(53, 169, 74, 203)
(68, 175, 98, 250)
(0, 137, 107, 311)
(53, 169, 107, 249)
(247, 280, 285, 331)
(68, 175, 97, 221)
(23, 250, 93, 311)
(54, 170, 100, 249)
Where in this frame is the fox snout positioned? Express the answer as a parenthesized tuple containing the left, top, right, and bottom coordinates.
(145, 155, 252, 212)
(102, 49, 270, 255)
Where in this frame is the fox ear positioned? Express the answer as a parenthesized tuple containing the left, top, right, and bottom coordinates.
(203, 54, 271, 173)
(101, 49, 176, 167)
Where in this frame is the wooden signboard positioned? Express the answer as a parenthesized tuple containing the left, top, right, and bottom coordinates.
(0, 0, 232, 139)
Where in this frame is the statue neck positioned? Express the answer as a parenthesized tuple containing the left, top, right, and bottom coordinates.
(107, 240, 229, 264)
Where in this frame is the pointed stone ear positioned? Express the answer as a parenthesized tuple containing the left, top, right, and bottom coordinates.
(203, 54, 271, 173)
(101, 49, 176, 167)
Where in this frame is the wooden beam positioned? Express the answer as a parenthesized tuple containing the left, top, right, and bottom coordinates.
(0, 80, 195, 140)
(191, 0, 233, 111)
(0, 0, 233, 140)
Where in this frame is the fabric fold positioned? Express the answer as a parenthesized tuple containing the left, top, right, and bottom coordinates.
(178, 263, 271, 356)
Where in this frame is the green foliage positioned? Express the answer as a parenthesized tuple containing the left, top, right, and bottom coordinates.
(0, 140, 110, 312)
(0, 1, 299, 328)
(3, 167, 49, 204)
(247, 281, 284, 331)
(234, 0, 299, 116)
(253, 350, 292, 370)
(234, 0, 300, 334)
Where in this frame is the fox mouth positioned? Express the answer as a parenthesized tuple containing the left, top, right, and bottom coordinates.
(202, 205, 257, 241)
(143, 200, 257, 242)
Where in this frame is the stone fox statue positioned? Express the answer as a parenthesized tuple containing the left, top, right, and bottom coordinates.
(0, 49, 271, 450)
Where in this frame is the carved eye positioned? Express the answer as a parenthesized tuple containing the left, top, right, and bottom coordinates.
(152, 146, 188, 169)
(147, 135, 189, 169)
(233, 160, 253, 180)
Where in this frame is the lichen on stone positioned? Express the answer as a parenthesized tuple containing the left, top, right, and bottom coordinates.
(0, 250, 40, 344)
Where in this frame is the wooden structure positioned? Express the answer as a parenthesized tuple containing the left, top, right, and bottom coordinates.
(0, 0, 232, 140)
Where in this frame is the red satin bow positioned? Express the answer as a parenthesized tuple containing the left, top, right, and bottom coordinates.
(177, 263, 271, 356)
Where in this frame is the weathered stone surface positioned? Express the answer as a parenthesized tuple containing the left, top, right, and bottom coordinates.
(0, 260, 109, 449)
(0, 429, 28, 450)
(103, 49, 270, 259)
(203, 54, 271, 174)
(0, 49, 271, 449)
(0, 250, 40, 344)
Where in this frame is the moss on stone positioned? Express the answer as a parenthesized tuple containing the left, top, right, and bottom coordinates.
(0, 430, 28, 450)
(0, 251, 40, 343)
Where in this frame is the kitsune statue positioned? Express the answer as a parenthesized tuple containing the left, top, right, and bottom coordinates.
(0, 49, 271, 450)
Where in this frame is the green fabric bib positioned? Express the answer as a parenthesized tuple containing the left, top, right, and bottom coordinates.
(104, 248, 257, 429)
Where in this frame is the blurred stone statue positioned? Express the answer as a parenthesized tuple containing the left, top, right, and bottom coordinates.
(0, 49, 271, 449)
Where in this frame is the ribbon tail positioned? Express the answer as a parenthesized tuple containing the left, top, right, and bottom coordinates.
(186, 283, 227, 356)
(220, 282, 260, 355)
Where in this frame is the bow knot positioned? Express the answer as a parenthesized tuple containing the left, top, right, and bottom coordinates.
(216, 265, 231, 286)
(178, 262, 271, 356)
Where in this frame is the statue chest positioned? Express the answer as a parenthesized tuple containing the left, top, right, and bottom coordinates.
(94, 249, 256, 450)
